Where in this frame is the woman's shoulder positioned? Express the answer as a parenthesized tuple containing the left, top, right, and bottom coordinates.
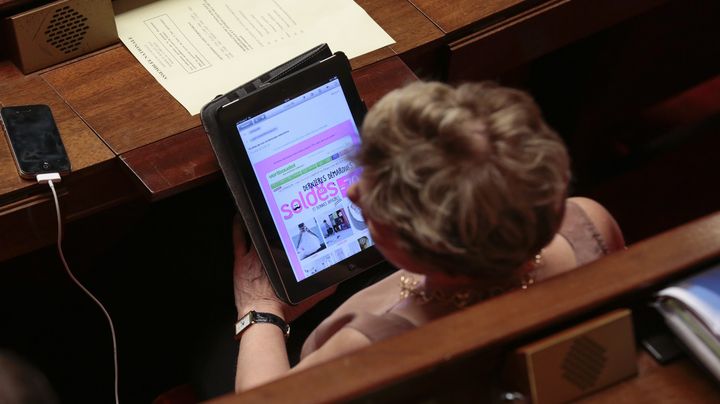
(539, 197, 624, 279)
(564, 197, 625, 253)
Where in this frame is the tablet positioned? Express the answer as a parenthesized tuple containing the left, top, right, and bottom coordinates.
(215, 52, 385, 304)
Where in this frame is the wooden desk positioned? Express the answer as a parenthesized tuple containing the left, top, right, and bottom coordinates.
(0, 0, 438, 260)
(411, 0, 670, 80)
(0, 2, 435, 263)
(0, 71, 137, 261)
(1, 0, 681, 260)
(0, 1, 716, 401)
(207, 212, 720, 403)
(36, 48, 419, 202)
(118, 55, 418, 200)
(24, 0, 439, 198)
(578, 352, 719, 403)
(351, 0, 444, 67)
(0, 55, 418, 260)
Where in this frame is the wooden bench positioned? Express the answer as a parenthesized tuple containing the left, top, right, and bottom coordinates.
(208, 212, 720, 403)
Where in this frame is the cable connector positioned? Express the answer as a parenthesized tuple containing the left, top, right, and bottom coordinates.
(36, 172, 61, 185)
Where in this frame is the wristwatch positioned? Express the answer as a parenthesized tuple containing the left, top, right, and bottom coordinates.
(235, 310, 290, 340)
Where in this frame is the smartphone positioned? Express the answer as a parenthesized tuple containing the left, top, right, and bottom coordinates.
(1, 104, 71, 179)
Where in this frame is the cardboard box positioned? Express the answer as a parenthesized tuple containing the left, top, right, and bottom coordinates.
(2, 0, 118, 73)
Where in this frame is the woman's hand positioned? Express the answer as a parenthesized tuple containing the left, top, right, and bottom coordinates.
(232, 215, 285, 317)
(232, 216, 334, 322)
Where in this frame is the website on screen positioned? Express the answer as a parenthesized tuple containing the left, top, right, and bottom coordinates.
(237, 79, 373, 281)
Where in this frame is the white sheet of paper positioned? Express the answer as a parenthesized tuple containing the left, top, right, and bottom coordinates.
(114, 0, 395, 115)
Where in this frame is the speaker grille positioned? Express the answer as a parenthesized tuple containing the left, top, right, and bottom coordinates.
(561, 336, 607, 391)
(44, 5, 90, 54)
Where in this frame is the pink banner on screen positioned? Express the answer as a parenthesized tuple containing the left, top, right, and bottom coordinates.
(254, 120, 360, 280)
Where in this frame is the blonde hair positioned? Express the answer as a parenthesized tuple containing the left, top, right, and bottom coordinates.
(356, 81, 570, 278)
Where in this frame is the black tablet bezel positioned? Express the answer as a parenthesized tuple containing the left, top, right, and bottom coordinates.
(215, 53, 384, 304)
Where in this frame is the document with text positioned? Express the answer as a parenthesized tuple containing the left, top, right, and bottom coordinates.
(114, 0, 394, 115)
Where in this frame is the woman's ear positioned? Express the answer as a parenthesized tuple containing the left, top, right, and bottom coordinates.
(347, 182, 359, 204)
(366, 216, 391, 247)
(349, 177, 419, 270)
(367, 219, 414, 269)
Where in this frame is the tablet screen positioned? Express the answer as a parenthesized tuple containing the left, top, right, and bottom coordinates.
(235, 77, 374, 282)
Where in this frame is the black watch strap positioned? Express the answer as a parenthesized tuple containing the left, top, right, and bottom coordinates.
(235, 310, 290, 340)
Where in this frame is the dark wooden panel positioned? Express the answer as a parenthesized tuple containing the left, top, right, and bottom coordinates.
(40, 23, 426, 156)
(0, 159, 140, 261)
(120, 56, 419, 201)
(0, 75, 114, 199)
(0, 59, 24, 81)
(120, 126, 219, 202)
(447, 0, 668, 81)
(550, 0, 720, 130)
(357, 0, 444, 54)
(353, 56, 418, 109)
(412, 0, 526, 33)
(0, 75, 135, 261)
(577, 352, 720, 403)
(41, 46, 201, 154)
(208, 212, 720, 403)
(349, 48, 396, 71)
(0, 0, 45, 16)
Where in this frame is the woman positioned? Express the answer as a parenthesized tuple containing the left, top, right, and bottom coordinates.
(232, 82, 624, 391)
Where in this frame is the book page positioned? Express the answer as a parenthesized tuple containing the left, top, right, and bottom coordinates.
(113, 0, 394, 115)
(657, 265, 720, 337)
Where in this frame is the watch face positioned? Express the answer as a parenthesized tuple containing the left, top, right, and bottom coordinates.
(235, 311, 255, 335)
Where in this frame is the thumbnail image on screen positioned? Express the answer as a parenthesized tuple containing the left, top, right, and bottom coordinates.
(236, 78, 374, 282)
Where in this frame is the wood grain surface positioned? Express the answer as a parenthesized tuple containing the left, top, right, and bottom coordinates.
(39, 0, 439, 155)
(577, 351, 720, 404)
(0, 75, 114, 199)
(0, 76, 136, 261)
(412, 0, 527, 33)
(353, 54, 418, 108)
(119, 126, 218, 201)
(120, 56, 418, 201)
(358, 0, 444, 54)
(41, 47, 201, 155)
(0, 159, 140, 261)
(0, 59, 24, 82)
(208, 212, 720, 403)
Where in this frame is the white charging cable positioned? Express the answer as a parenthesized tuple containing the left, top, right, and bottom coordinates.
(37, 173, 120, 404)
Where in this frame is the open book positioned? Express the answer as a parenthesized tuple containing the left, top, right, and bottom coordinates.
(655, 263, 720, 380)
